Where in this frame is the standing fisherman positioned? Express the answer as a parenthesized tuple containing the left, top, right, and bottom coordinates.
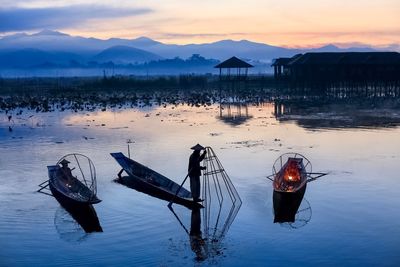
(188, 144, 207, 202)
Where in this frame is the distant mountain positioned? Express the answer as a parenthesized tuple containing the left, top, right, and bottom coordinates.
(92, 46, 162, 64)
(133, 39, 300, 62)
(0, 30, 387, 61)
(0, 30, 127, 55)
(307, 44, 376, 53)
(0, 30, 397, 76)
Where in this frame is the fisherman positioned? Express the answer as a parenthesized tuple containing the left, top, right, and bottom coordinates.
(59, 159, 73, 187)
(188, 144, 207, 202)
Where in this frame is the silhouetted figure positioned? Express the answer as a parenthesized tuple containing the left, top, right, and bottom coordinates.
(190, 207, 206, 261)
(7, 115, 12, 122)
(59, 159, 73, 187)
(188, 144, 207, 202)
(8, 126, 12, 132)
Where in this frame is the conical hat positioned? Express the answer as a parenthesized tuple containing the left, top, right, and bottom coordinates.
(191, 144, 205, 150)
(59, 159, 70, 165)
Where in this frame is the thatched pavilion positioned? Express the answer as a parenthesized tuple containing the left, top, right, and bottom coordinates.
(214, 56, 253, 80)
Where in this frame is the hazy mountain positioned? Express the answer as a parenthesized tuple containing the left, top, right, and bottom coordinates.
(92, 45, 162, 64)
(0, 30, 385, 62)
(134, 39, 300, 62)
(0, 30, 395, 77)
(307, 44, 375, 53)
(0, 30, 127, 55)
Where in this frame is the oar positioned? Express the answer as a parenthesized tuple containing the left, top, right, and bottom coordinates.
(168, 170, 192, 208)
(167, 204, 190, 235)
(168, 149, 207, 208)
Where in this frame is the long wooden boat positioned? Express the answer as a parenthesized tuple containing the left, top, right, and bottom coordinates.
(47, 165, 102, 232)
(111, 152, 203, 209)
(273, 157, 307, 223)
(47, 165, 101, 205)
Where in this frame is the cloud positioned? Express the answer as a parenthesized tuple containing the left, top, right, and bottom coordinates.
(0, 5, 152, 32)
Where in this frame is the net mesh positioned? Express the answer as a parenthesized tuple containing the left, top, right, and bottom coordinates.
(201, 147, 242, 241)
(57, 153, 97, 196)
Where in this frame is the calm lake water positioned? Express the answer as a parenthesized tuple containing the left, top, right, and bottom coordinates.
(1, 101, 399, 266)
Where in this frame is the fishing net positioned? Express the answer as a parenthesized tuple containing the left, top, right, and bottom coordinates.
(57, 153, 98, 196)
(280, 198, 312, 229)
(272, 153, 312, 176)
(201, 147, 242, 241)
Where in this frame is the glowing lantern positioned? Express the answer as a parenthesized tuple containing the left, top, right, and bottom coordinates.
(283, 159, 302, 182)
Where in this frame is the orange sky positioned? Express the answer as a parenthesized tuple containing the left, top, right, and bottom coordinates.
(2, 0, 400, 47)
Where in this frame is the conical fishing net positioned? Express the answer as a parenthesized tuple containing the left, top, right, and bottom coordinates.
(201, 147, 242, 241)
(57, 153, 98, 196)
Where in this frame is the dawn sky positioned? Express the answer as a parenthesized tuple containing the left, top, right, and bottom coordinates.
(1, 0, 399, 47)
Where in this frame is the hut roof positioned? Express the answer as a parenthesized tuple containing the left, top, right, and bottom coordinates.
(271, 57, 292, 66)
(214, 56, 253, 68)
(288, 52, 400, 66)
(271, 54, 302, 66)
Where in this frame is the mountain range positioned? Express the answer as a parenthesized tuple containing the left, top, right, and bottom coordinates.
(0, 30, 396, 76)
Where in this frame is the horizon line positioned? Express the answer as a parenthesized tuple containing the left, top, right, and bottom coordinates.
(1, 29, 398, 51)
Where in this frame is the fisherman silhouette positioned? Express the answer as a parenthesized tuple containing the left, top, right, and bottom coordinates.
(190, 207, 206, 261)
(59, 159, 73, 187)
(188, 144, 207, 202)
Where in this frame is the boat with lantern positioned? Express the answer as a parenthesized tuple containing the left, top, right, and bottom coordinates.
(267, 153, 327, 223)
(272, 156, 307, 222)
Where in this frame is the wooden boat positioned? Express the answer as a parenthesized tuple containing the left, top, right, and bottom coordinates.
(111, 152, 203, 209)
(273, 183, 306, 223)
(47, 165, 101, 206)
(273, 157, 307, 193)
(47, 165, 102, 232)
(273, 157, 307, 223)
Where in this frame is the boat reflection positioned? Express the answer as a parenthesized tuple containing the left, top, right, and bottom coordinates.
(57, 202, 103, 233)
(273, 194, 312, 229)
(54, 205, 102, 242)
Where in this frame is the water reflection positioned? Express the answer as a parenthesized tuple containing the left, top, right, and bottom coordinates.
(169, 197, 241, 262)
(273, 184, 306, 224)
(54, 207, 102, 243)
(190, 207, 207, 261)
(218, 103, 253, 126)
(2, 97, 400, 266)
(274, 98, 400, 129)
(59, 204, 102, 233)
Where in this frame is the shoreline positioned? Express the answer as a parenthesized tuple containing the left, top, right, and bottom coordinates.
(1, 75, 400, 112)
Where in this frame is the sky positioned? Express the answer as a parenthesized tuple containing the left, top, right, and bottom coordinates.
(0, 0, 399, 47)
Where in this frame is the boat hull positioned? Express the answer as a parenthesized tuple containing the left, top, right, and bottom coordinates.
(273, 182, 307, 223)
(111, 152, 203, 209)
(49, 182, 102, 232)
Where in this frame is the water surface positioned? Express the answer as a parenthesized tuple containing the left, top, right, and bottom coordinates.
(1, 102, 399, 266)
